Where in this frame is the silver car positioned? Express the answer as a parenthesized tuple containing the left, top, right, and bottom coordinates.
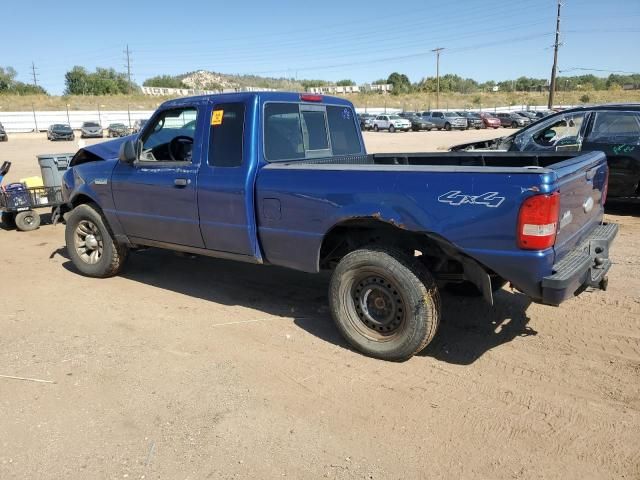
(372, 114, 412, 132)
(80, 121, 103, 138)
(421, 111, 467, 131)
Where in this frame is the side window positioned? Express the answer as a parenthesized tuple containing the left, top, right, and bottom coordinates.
(532, 112, 586, 148)
(264, 103, 304, 161)
(588, 111, 640, 145)
(327, 105, 361, 155)
(139, 107, 197, 162)
(434, 112, 442, 118)
(209, 103, 245, 167)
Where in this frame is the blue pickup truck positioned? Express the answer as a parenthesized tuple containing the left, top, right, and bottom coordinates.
(61, 92, 617, 361)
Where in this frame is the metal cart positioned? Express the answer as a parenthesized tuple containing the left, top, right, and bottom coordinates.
(0, 184, 64, 231)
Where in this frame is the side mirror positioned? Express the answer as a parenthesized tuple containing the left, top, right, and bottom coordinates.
(118, 139, 137, 164)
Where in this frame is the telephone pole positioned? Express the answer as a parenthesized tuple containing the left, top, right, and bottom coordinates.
(124, 44, 132, 94)
(431, 48, 444, 108)
(548, 0, 562, 109)
(31, 61, 39, 88)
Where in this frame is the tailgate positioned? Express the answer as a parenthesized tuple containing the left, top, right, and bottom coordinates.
(552, 151, 608, 260)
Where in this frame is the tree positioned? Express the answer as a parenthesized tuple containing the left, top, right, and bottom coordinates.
(336, 79, 355, 86)
(0, 66, 47, 95)
(64, 66, 135, 95)
(387, 72, 411, 95)
(143, 75, 188, 89)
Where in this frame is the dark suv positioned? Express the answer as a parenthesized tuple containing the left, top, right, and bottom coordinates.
(450, 104, 640, 198)
(0, 122, 7, 142)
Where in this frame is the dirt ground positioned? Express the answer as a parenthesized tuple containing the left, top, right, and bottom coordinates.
(0, 129, 639, 480)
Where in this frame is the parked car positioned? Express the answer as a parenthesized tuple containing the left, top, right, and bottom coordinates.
(132, 119, 148, 133)
(478, 112, 502, 129)
(420, 111, 467, 130)
(107, 123, 129, 137)
(494, 112, 529, 128)
(60, 92, 616, 361)
(406, 115, 435, 131)
(450, 103, 640, 198)
(456, 112, 485, 129)
(80, 121, 103, 138)
(357, 113, 375, 131)
(47, 124, 74, 141)
(0, 122, 7, 142)
(372, 114, 411, 132)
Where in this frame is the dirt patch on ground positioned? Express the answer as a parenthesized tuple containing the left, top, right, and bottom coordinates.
(0, 131, 639, 479)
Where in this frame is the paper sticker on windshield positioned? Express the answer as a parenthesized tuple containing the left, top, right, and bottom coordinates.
(211, 110, 224, 126)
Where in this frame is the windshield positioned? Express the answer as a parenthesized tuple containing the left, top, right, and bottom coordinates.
(388, 115, 401, 120)
(444, 112, 458, 117)
(54, 124, 71, 130)
(83, 122, 100, 127)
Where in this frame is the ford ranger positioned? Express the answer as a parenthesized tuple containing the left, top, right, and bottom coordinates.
(60, 92, 617, 361)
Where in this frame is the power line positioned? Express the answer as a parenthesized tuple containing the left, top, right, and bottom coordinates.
(548, 0, 562, 109)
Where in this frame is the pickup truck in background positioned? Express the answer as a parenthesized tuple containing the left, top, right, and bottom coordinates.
(61, 92, 617, 361)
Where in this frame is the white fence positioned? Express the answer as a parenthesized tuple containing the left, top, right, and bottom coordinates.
(0, 110, 155, 133)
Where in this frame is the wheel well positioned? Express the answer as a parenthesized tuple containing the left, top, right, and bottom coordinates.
(320, 219, 445, 270)
(71, 194, 95, 208)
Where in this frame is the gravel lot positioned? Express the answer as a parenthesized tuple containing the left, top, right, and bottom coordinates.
(1, 130, 639, 479)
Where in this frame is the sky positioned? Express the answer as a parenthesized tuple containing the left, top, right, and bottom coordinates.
(3, 0, 639, 95)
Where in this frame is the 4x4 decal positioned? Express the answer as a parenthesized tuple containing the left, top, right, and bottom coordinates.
(438, 190, 505, 208)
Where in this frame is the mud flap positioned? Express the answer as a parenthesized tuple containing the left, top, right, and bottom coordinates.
(461, 257, 494, 305)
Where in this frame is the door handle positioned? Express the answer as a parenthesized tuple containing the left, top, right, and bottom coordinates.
(174, 178, 190, 187)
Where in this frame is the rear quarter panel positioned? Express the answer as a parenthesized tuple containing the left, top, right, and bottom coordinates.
(256, 165, 558, 298)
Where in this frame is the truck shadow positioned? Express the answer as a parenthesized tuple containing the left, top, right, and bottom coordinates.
(59, 247, 536, 365)
(605, 198, 640, 217)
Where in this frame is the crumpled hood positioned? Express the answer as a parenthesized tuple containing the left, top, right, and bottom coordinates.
(70, 134, 135, 166)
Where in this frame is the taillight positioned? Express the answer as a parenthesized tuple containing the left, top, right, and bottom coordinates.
(517, 192, 560, 250)
(300, 94, 322, 102)
(602, 167, 609, 205)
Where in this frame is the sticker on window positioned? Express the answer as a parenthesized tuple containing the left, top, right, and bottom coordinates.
(211, 110, 224, 126)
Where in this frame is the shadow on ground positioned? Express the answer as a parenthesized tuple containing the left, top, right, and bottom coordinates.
(605, 198, 640, 217)
(58, 247, 536, 365)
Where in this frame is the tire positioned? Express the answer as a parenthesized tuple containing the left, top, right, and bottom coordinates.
(426, 128, 432, 132)
(511, 121, 518, 128)
(1, 212, 16, 228)
(389, 125, 395, 133)
(373, 124, 379, 132)
(329, 247, 441, 361)
(444, 122, 451, 131)
(15, 210, 41, 231)
(65, 203, 128, 277)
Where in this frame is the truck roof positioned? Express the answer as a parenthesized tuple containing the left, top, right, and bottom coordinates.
(160, 91, 354, 109)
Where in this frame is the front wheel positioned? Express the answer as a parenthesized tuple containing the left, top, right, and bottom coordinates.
(389, 125, 395, 133)
(329, 247, 441, 361)
(373, 124, 379, 132)
(511, 121, 518, 128)
(65, 204, 128, 277)
(444, 122, 452, 131)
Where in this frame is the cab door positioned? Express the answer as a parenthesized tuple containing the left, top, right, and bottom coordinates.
(111, 104, 205, 247)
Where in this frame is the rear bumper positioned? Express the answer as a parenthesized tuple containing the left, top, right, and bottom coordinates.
(541, 223, 618, 306)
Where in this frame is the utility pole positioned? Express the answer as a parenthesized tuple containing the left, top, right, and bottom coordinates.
(548, 0, 562, 109)
(431, 48, 444, 108)
(31, 61, 39, 88)
(124, 44, 132, 94)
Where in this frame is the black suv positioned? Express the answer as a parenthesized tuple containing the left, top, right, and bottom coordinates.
(451, 104, 640, 198)
(0, 122, 7, 141)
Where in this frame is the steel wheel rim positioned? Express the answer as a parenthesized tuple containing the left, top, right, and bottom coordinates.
(74, 219, 103, 265)
(346, 269, 407, 342)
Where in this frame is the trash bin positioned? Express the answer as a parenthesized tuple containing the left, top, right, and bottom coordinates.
(37, 153, 73, 188)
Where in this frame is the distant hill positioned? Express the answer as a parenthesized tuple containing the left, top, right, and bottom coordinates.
(178, 70, 304, 91)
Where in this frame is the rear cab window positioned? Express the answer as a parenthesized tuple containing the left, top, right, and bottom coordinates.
(264, 102, 361, 161)
(587, 111, 640, 145)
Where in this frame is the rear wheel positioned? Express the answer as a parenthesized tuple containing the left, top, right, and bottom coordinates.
(15, 210, 40, 231)
(1, 212, 16, 228)
(329, 247, 441, 361)
(444, 122, 452, 131)
(65, 204, 128, 277)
